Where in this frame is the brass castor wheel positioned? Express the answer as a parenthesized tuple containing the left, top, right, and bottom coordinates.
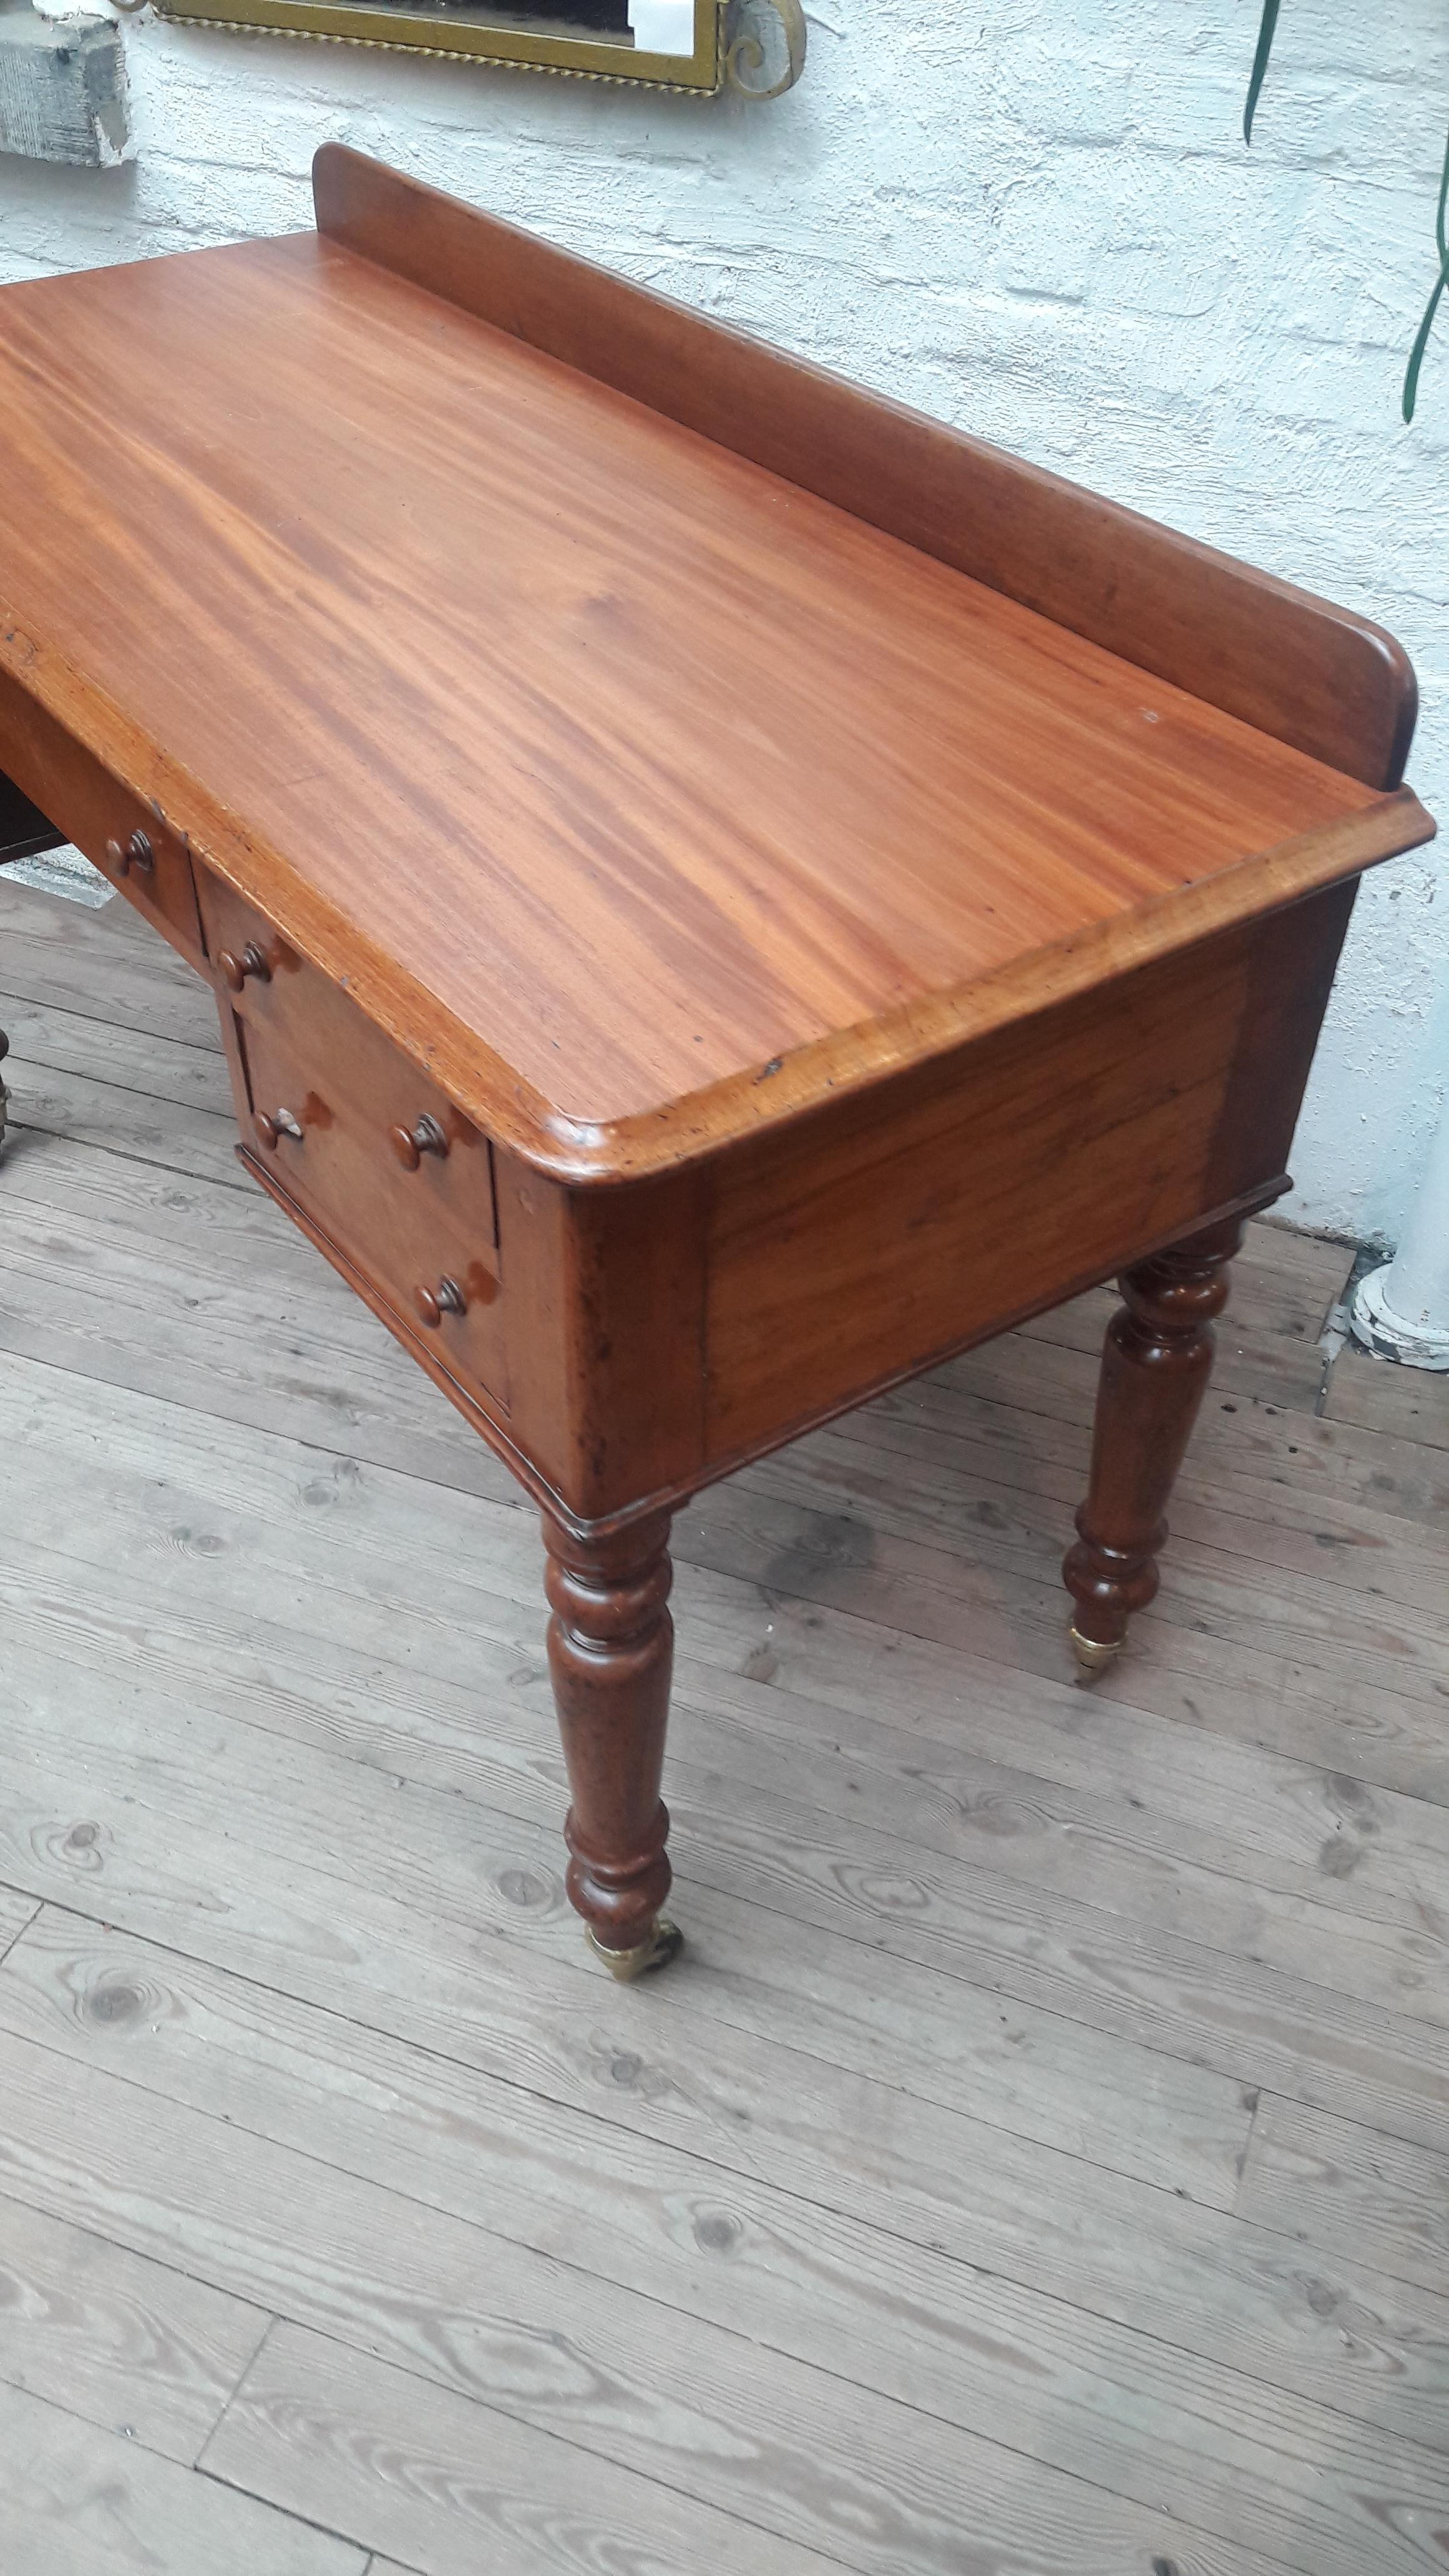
(587, 1916, 684, 1982)
(1070, 1624, 1125, 1680)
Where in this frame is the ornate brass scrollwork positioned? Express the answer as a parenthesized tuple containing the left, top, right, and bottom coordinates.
(724, 0, 806, 99)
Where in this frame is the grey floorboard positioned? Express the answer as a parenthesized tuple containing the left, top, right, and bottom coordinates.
(3, 866, 1448, 2572)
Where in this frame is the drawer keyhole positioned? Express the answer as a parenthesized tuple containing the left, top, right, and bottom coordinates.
(105, 831, 154, 880)
(255, 1106, 304, 1149)
(219, 944, 273, 993)
(416, 1277, 466, 1327)
(390, 1115, 450, 1171)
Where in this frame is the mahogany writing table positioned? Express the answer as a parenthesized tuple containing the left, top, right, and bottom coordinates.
(0, 147, 1434, 1979)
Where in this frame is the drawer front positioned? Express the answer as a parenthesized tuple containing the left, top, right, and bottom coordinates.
(197, 870, 497, 1266)
(238, 1017, 508, 1410)
(91, 809, 205, 967)
(0, 665, 204, 964)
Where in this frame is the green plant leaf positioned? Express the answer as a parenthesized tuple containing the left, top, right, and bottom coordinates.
(1402, 118, 1449, 421)
(1244, 0, 1281, 145)
(1236, 0, 1442, 422)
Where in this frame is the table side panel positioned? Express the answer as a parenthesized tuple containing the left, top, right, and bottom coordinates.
(702, 889, 1355, 1468)
(491, 1153, 710, 1525)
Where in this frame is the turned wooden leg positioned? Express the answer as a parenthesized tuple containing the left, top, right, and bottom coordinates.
(542, 1508, 683, 1981)
(1063, 1214, 1244, 1674)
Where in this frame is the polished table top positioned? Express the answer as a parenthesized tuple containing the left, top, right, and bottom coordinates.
(0, 228, 1418, 1179)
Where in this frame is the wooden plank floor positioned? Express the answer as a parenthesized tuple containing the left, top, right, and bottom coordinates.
(1, 869, 1449, 2576)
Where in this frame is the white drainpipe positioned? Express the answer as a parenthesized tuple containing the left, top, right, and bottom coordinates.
(1352, 1097, 1449, 1369)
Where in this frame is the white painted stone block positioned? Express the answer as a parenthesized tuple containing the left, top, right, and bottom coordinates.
(0, 0, 127, 165)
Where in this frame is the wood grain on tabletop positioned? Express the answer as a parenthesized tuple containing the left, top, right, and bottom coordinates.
(0, 225, 1425, 1173)
(313, 145, 1420, 798)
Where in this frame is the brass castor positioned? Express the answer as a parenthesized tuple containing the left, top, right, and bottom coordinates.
(1070, 1624, 1125, 1679)
(587, 1916, 684, 1982)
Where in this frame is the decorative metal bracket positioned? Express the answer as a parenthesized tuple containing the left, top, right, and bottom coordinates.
(724, 0, 805, 99)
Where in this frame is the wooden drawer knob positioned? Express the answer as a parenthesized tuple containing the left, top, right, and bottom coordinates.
(255, 1106, 304, 1150)
(218, 942, 272, 993)
(415, 1276, 466, 1327)
(389, 1115, 449, 1171)
(105, 830, 154, 879)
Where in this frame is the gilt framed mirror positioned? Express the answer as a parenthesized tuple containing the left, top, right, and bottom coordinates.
(149, 0, 805, 95)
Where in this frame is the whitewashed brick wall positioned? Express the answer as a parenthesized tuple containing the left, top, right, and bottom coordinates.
(2, 0, 1445, 1242)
